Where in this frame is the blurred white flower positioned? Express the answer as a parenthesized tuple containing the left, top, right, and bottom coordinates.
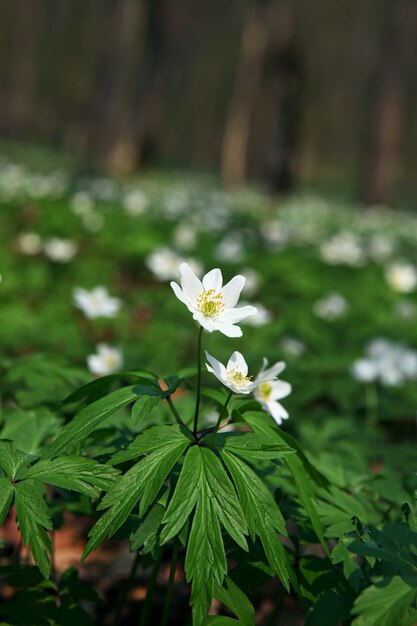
(320, 232, 365, 267)
(73, 286, 122, 319)
(123, 189, 148, 216)
(241, 302, 272, 326)
(205, 351, 277, 394)
(215, 233, 244, 263)
(313, 293, 348, 321)
(146, 248, 203, 282)
(43, 238, 78, 263)
(16, 232, 42, 255)
(351, 359, 378, 383)
(87, 344, 123, 376)
(352, 338, 417, 386)
(260, 221, 289, 249)
(171, 263, 256, 337)
(368, 235, 395, 263)
(280, 336, 306, 357)
(172, 223, 197, 251)
(146, 247, 182, 281)
(70, 192, 95, 216)
(385, 262, 417, 293)
(253, 358, 291, 425)
(241, 268, 261, 296)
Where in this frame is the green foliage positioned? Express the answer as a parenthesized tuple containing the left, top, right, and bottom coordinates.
(1, 159, 417, 624)
(202, 577, 255, 626)
(43, 386, 139, 458)
(161, 445, 248, 625)
(14, 481, 53, 579)
(82, 425, 190, 559)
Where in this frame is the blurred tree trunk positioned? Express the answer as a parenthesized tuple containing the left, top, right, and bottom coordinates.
(95, 0, 146, 173)
(221, 1, 268, 187)
(221, 0, 301, 192)
(362, 0, 417, 205)
(4, 0, 45, 137)
(262, 0, 302, 192)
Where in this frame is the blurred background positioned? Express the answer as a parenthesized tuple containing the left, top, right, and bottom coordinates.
(1, 0, 417, 204)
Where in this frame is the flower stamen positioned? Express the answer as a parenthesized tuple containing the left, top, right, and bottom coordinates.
(197, 289, 225, 318)
(227, 368, 252, 387)
(259, 382, 273, 399)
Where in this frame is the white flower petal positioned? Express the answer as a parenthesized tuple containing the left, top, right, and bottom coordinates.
(269, 380, 292, 400)
(266, 400, 289, 425)
(257, 361, 286, 381)
(179, 262, 203, 303)
(205, 351, 228, 382)
(193, 313, 217, 332)
(221, 305, 258, 324)
(221, 275, 246, 307)
(227, 351, 248, 376)
(170, 281, 193, 310)
(202, 268, 223, 292)
(214, 322, 243, 337)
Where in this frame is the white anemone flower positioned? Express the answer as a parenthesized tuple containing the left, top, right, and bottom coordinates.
(87, 344, 123, 376)
(205, 351, 277, 394)
(43, 238, 78, 263)
(385, 262, 417, 293)
(171, 263, 257, 337)
(253, 359, 292, 425)
(73, 286, 122, 319)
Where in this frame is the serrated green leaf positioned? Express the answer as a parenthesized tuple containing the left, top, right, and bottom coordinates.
(0, 442, 33, 479)
(14, 480, 52, 578)
(162, 446, 248, 625)
(352, 577, 417, 626)
(0, 478, 13, 525)
(215, 432, 295, 460)
(130, 502, 165, 555)
(221, 450, 290, 591)
(23, 457, 119, 498)
(82, 427, 189, 559)
(131, 395, 160, 427)
(56, 370, 159, 408)
(0, 408, 59, 455)
(109, 424, 194, 466)
(132, 384, 164, 397)
(214, 577, 255, 626)
(43, 386, 138, 459)
(186, 476, 227, 626)
(239, 412, 329, 555)
(160, 446, 202, 543)
(241, 411, 328, 487)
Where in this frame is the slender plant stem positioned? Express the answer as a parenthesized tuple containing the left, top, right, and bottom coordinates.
(209, 390, 233, 448)
(161, 540, 179, 626)
(114, 551, 141, 626)
(193, 326, 204, 435)
(139, 548, 164, 626)
(166, 395, 194, 438)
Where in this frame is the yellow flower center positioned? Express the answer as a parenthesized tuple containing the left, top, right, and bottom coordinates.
(227, 368, 251, 387)
(197, 289, 225, 318)
(259, 382, 273, 399)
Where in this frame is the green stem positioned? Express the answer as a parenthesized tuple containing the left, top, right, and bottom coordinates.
(161, 540, 179, 626)
(193, 326, 204, 435)
(114, 551, 141, 626)
(139, 548, 164, 626)
(209, 390, 233, 448)
(166, 395, 194, 438)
